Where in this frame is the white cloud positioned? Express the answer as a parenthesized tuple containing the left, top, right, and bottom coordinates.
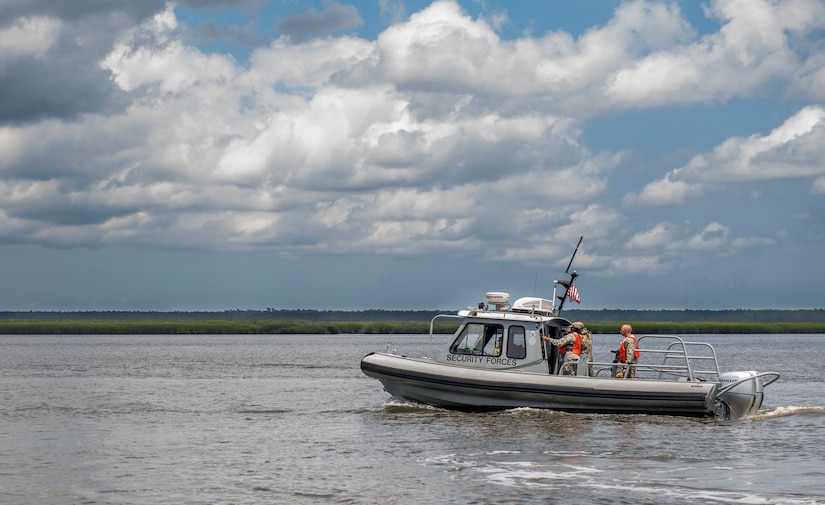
(250, 36, 376, 89)
(790, 49, 825, 101)
(730, 236, 775, 249)
(379, 0, 407, 25)
(102, 7, 237, 94)
(684, 222, 729, 251)
(626, 175, 707, 207)
(0, 16, 61, 68)
(607, 0, 825, 106)
(373, 1, 504, 91)
(812, 176, 825, 194)
(625, 222, 679, 251)
(2, 0, 825, 277)
(625, 221, 770, 256)
(629, 105, 825, 207)
(1, 15, 610, 256)
(600, 220, 775, 277)
(609, 254, 674, 276)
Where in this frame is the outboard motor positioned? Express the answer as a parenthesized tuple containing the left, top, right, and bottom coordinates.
(717, 371, 764, 420)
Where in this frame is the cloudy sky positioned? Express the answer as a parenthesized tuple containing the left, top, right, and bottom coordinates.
(1, 0, 824, 312)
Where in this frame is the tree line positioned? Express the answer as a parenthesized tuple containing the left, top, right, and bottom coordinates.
(1, 308, 824, 322)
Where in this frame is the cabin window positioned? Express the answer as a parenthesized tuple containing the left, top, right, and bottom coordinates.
(507, 326, 526, 359)
(450, 323, 504, 356)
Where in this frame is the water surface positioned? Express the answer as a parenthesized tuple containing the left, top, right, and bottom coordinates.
(1, 333, 823, 504)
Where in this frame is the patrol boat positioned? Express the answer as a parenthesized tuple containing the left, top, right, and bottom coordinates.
(360, 241, 780, 420)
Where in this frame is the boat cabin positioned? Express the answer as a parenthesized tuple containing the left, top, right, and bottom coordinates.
(430, 292, 571, 374)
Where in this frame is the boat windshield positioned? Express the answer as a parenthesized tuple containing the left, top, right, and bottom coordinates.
(450, 323, 504, 356)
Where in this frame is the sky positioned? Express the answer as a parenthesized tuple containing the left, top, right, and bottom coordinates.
(1, 0, 824, 312)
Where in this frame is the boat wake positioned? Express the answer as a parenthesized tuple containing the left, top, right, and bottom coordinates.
(754, 405, 825, 419)
(383, 399, 442, 413)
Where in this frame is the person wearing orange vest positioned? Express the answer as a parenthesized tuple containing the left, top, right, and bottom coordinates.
(615, 324, 640, 378)
(542, 324, 583, 375)
(575, 321, 593, 376)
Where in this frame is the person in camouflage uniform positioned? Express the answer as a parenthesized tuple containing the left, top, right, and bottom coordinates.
(574, 321, 593, 376)
(615, 324, 639, 378)
(543, 325, 581, 376)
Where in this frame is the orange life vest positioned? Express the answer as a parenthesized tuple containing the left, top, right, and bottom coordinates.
(617, 334, 639, 362)
(568, 332, 582, 356)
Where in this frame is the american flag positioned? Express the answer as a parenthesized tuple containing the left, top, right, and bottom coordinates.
(567, 285, 581, 303)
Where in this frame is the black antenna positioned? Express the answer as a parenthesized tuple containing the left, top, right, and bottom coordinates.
(556, 236, 583, 314)
(565, 235, 583, 273)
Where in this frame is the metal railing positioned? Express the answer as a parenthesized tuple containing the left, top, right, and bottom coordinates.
(586, 335, 722, 381)
(427, 314, 464, 358)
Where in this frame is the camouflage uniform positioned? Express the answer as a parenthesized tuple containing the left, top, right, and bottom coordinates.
(546, 329, 581, 376)
(575, 322, 593, 376)
(616, 324, 638, 378)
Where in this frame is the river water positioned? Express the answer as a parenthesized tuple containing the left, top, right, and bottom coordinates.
(1, 333, 823, 505)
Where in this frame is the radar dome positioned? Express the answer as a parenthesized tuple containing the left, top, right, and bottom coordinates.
(485, 292, 510, 310)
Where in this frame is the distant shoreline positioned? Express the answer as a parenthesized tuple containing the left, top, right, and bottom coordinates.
(1, 320, 824, 335)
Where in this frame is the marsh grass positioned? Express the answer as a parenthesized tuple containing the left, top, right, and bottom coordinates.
(583, 321, 825, 334)
(0, 320, 462, 335)
(0, 320, 823, 335)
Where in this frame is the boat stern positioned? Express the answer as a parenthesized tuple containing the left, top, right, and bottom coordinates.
(716, 371, 781, 420)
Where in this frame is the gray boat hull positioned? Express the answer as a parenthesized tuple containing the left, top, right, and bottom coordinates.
(361, 352, 719, 417)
